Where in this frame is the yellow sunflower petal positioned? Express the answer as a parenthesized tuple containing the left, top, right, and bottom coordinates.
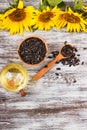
(18, 0, 24, 9)
(68, 8, 73, 14)
(4, 8, 16, 17)
(19, 22, 23, 34)
(73, 25, 76, 32)
(76, 24, 80, 32)
(0, 14, 4, 29)
(82, 5, 87, 12)
(46, 6, 50, 11)
(0, 14, 3, 19)
(25, 6, 35, 12)
(22, 20, 30, 32)
(2, 17, 11, 29)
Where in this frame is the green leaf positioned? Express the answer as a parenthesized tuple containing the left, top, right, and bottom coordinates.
(39, 4, 45, 11)
(47, 0, 63, 7)
(39, 0, 49, 11)
(73, 0, 83, 10)
(57, 1, 66, 9)
(42, 0, 49, 6)
(2, 0, 19, 13)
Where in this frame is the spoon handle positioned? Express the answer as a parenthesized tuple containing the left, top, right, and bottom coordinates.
(33, 54, 64, 81)
(19, 89, 26, 96)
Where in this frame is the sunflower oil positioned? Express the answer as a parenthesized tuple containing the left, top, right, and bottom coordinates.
(0, 63, 29, 92)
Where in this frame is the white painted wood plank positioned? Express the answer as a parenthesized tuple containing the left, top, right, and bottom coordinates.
(0, 0, 87, 130)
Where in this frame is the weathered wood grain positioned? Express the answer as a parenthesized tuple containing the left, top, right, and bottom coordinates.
(0, 0, 87, 130)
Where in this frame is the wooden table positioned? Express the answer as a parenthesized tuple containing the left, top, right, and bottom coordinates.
(0, 0, 87, 130)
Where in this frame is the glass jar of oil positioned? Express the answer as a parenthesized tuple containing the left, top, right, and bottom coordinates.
(0, 63, 29, 92)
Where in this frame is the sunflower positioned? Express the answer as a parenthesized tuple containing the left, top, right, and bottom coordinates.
(2, 0, 35, 34)
(54, 8, 87, 32)
(32, 6, 60, 31)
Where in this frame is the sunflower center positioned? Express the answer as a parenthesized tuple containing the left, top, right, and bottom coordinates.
(9, 9, 26, 21)
(62, 13, 80, 23)
(39, 12, 54, 23)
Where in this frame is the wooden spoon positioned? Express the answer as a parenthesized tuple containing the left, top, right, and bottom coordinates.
(32, 44, 74, 81)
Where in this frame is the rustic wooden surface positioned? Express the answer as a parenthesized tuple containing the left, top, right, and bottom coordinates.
(0, 0, 87, 130)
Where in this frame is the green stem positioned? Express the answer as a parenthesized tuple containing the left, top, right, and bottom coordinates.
(40, 0, 43, 6)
